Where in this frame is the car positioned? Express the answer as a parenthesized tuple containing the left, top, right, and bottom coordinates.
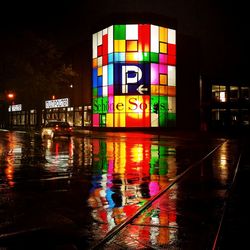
(41, 121, 73, 139)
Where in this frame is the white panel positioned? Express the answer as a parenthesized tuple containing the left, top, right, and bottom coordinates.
(168, 97, 176, 113)
(98, 30, 102, 45)
(108, 25, 113, 54)
(126, 24, 138, 40)
(103, 65, 108, 86)
(103, 28, 108, 35)
(92, 33, 97, 58)
(103, 86, 108, 96)
(151, 25, 159, 53)
(98, 57, 102, 67)
(168, 66, 176, 86)
(168, 29, 176, 44)
(151, 113, 158, 127)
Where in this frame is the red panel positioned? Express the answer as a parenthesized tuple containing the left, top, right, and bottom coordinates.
(102, 54, 108, 65)
(168, 55, 176, 65)
(138, 24, 150, 52)
(103, 34, 108, 55)
(168, 44, 176, 55)
(97, 45, 103, 57)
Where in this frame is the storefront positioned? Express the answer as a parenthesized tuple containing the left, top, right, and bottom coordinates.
(7, 99, 91, 129)
(43, 97, 91, 127)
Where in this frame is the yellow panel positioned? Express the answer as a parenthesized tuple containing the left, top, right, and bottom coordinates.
(97, 67, 102, 76)
(151, 85, 159, 95)
(160, 74, 167, 85)
(126, 52, 139, 62)
(159, 27, 168, 42)
(114, 40, 126, 52)
(114, 113, 126, 127)
(159, 85, 167, 95)
(159, 42, 167, 53)
(106, 113, 113, 127)
(92, 58, 98, 68)
(114, 96, 126, 113)
(127, 40, 138, 51)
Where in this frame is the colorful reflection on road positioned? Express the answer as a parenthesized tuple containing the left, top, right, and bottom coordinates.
(87, 133, 177, 235)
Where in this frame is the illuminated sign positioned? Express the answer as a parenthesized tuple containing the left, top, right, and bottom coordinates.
(92, 24, 176, 128)
(8, 104, 22, 112)
(45, 98, 69, 109)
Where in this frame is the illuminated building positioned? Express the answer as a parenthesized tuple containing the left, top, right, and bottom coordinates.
(92, 24, 176, 128)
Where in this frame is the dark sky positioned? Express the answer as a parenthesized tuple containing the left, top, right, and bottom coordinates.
(1, 0, 249, 82)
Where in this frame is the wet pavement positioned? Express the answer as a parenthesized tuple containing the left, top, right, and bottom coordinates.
(0, 128, 248, 249)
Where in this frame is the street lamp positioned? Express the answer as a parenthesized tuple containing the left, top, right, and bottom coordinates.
(7, 92, 15, 129)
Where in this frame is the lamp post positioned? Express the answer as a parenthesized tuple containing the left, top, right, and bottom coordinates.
(7, 92, 15, 129)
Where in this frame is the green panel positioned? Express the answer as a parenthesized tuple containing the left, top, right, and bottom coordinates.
(168, 113, 176, 120)
(93, 88, 98, 97)
(151, 96, 159, 113)
(159, 96, 168, 114)
(102, 97, 108, 113)
(140, 52, 150, 62)
(100, 114, 106, 127)
(114, 25, 126, 40)
(97, 98, 103, 113)
(150, 52, 159, 63)
(93, 98, 99, 114)
(167, 113, 176, 127)
(159, 112, 167, 127)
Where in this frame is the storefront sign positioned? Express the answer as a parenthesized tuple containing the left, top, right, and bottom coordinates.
(8, 104, 22, 112)
(45, 98, 69, 109)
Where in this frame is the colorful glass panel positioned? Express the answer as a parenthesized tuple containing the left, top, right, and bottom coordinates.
(92, 24, 176, 128)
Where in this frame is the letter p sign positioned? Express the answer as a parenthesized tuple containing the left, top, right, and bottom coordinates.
(122, 65, 142, 93)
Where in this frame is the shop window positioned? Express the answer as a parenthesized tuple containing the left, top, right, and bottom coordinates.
(211, 108, 227, 126)
(241, 86, 249, 101)
(230, 109, 239, 125)
(212, 85, 226, 102)
(229, 86, 239, 101)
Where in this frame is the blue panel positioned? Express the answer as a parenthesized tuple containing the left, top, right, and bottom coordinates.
(97, 76, 102, 87)
(92, 69, 98, 87)
(98, 87, 103, 97)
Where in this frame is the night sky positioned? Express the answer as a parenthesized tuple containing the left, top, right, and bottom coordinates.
(1, 0, 249, 83)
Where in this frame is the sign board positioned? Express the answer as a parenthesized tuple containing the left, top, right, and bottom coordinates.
(45, 98, 69, 109)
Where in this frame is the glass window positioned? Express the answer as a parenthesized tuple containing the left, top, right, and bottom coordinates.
(229, 86, 239, 101)
(212, 85, 226, 102)
(241, 86, 249, 100)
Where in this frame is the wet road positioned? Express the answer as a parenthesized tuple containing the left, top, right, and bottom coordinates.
(0, 129, 241, 249)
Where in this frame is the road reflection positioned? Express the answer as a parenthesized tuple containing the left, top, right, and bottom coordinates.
(87, 134, 177, 233)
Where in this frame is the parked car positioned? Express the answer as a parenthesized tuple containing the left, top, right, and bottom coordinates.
(41, 121, 73, 139)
